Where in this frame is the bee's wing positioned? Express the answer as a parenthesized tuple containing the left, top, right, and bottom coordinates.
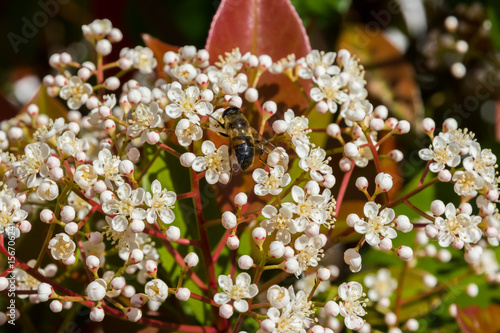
(250, 128, 289, 167)
(228, 137, 241, 173)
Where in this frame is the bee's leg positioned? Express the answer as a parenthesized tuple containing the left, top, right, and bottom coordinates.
(213, 131, 229, 138)
(255, 140, 271, 168)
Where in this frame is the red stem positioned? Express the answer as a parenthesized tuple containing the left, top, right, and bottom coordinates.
(327, 166, 354, 239)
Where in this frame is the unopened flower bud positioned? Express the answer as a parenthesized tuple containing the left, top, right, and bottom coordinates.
(90, 306, 105, 322)
(459, 203, 472, 215)
(272, 120, 287, 134)
(284, 246, 295, 258)
(438, 169, 452, 182)
(451, 62, 466, 79)
(423, 274, 437, 287)
(385, 117, 398, 130)
(96, 39, 112, 56)
(397, 246, 413, 261)
(184, 252, 199, 268)
(316, 101, 329, 114)
(221, 211, 237, 229)
(258, 55, 272, 69)
(94, 180, 107, 194)
(129, 249, 144, 263)
(234, 192, 248, 206)
(261, 318, 276, 332)
(281, 258, 299, 274)
(389, 149, 403, 162)
(18, 220, 32, 233)
(229, 96, 243, 108)
(27, 104, 39, 117)
(322, 174, 336, 188)
(430, 200, 445, 216)
(64, 222, 79, 235)
(355, 177, 368, 191)
(369, 118, 384, 131)
(180, 152, 196, 167)
(104, 76, 120, 90)
(49, 300, 63, 313)
(126, 307, 142, 322)
(87, 279, 107, 301)
(346, 213, 359, 227)
(339, 157, 352, 172)
(88, 231, 103, 245)
(226, 235, 240, 250)
(86, 255, 100, 272)
(238, 255, 254, 270)
(421, 118, 435, 135)
(452, 238, 464, 250)
(437, 249, 452, 262)
(243, 87, 258, 102)
(263, 101, 277, 115)
(466, 283, 478, 297)
(8, 127, 23, 141)
(166, 226, 181, 242)
(325, 300, 340, 317)
(176, 287, 191, 301)
(385, 312, 397, 326)
(252, 227, 266, 247)
(442, 118, 458, 132)
(111, 277, 126, 290)
(326, 123, 341, 138)
(59, 205, 75, 223)
(379, 237, 393, 251)
(127, 147, 140, 162)
(375, 172, 393, 192)
(317, 267, 331, 281)
(374, 105, 389, 119)
(394, 215, 412, 233)
(40, 209, 55, 223)
(129, 219, 145, 233)
(119, 160, 134, 176)
(305, 223, 319, 237)
(344, 142, 359, 158)
(219, 303, 234, 319)
(269, 241, 285, 258)
(395, 120, 410, 134)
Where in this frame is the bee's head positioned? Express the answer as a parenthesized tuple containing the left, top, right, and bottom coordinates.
(222, 107, 243, 119)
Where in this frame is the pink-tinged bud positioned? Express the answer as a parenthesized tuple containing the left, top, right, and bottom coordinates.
(18, 220, 32, 233)
(104, 76, 120, 90)
(195, 73, 208, 87)
(96, 39, 112, 56)
(406, 318, 419, 332)
(261, 318, 276, 332)
(316, 101, 329, 114)
(394, 215, 412, 233)
(346, 213, 359, 227)
(127, 147, 140, 162)
(244, 88, 259, 102)
(486, 189, 499, 201)
(40, 209, 55, 223)
(425, 244, 437, 257)
(430, 200, 445, 216)
(269, 241, 285, 258)
(16, 193, 27, 204)
(395, 120, 410, 134)
(144, 260, 157, 277)
(86, 96, 99, 110)
(305, 223, 319, 237)
(49, 167, 64, 180)
(389, 149, 404, 162)
(416, 229, 429, 246)
(339, 157, 352, 172)
(437, 168, 450, 182)
(100, 190, 115, 203)
(326, 123, 341, 138)
(252, 227, 266, 247)
(87, 279, 107, 301)
(111, 277, 126, 290)
(131, 293, 148, 307)
(369, 118, 384, 131)
(54, 75, 67, 87)
(452, 238, 464, 250)
(166, 226, 181, 242)
(397, 246, 413, 261)
(43, 74, 55, 86)
(119, 57, 133, 70)
(64, 222, 79, 235)
(355, 177, 368, 190)
(86, 255, 100, 271)
(221, 211, 237, 229)
(385, 312, 397, 326)
(59, 52, 72, 64)
(88, 231, 103, 245)
(219, 172, 230, 185)
(423, 274, 437, 288)
(37, 283, 55, 302)
(108, 28, 123, 42)
(459, 203, 472, 215)
(219, 303, 234, 319)
(8, 127, 23, 141)
(322, 174, 336, 188)
(127, 89, 142, 105)
(176, 287, 191, 301)
(180, 152, 196, 167)
(126, 307, 142, 322)
(60, 206, 75, 223)
(49, 53, 61, 67)
(93, 180, 107, 194)
(374, 105, 389, 119)
(226, 235, 240, 250)
(437, 249, 452, 262)
(450, 62, 466, 79)
(282, 258, 299, 274)
(379, 237, 393, 251)
(284, 246, 295, 259)
(125, 264, 137, 275)
(465, 246, 483, 264)
(129, 219, 145, 233)
(68, 122, 80, 135)
(184, 252, 199, 268)
(234, 192, 248, 207)
(344, 142, 359, 158)
(229, 96, 243, 108)
(68, 110, 82, 122)
(263, 101, 277, 115)
(83, 187, 96, 199)
(90, 306, 105, 322)
(49, 300, 63, 313)
(421, 118, 435, 134)
(485, 227, 498, 238)
(325, 300, 340, 317)
(247, 55, 259, 67)
(119, 160, 135, 176)
(129, 249, 144, 263)
(317, 267, 331, 281)
(272, 119, 287, 134)
(344, 248, 362, 273)
(102, 119, 116, 133)
(99, 139, 112, 150)
(466, 283, 478, 297)
(442, 118, 458, 132)
(385, 117, 398, 130)
(122, 285, 136, 298)
(163, 51, 179, 66)
(27, 104, 39, 117)
(238, 255, 254, 270)
(77, 67, 91, 81)
(375, 172, 393, 192)
(75, 151, 87, 164)
(258, 55, 272, 69)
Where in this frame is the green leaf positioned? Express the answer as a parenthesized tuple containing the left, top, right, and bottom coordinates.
(487, 1, 500, 52)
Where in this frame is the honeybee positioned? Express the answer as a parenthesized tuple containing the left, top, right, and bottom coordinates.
(210, 107, 286, 174)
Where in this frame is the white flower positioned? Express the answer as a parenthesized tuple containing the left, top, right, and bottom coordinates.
(14, 142, 51, 188)
(296, 147, 332, 182)
(145, 180, 176, 224)
(266, 306, 304, 333)
(364, 268, 397, 303)
(294, 235, 324, 276)
(59, 76, 92, 109)
(87, 279, 107, 301)
(175, 118, 203, 146)
(102, 184, 146, 232)
(267, 285, 290, 309)
(253, 165, 291, 196)
(74, 164, 98, 190)
(56, 130, 85, 156)
(419, 136, 461, 173)
(120, 46, 157, 74)
(0, 130, 9, 150)
(284, 109, 310, 147)
(260, 205, 300, 245)
(145, 278, 169, 302)
(171, 63, 198, 84)
(126, 102, 163, 144)
(298, 50, 339, 79)
(83, 19, 112, 41)
(463, 143, 496, 183)
(37, 178, 59, 201)
(166, 85, 213, 123)
(93, 149, 124, 189)
(354, 202, 397, 246)
(434, 203, 482, 247)
(207, 64, 248, 95)
(452, 170, 485, 198)
(36, 118, 67, 141)
(338, 281, 367, 330)
(344, 248, 362, 273)
(48, 233, 76, 260)
(343, 99, 373, 123)
(214, 273, 258, 313)
(192, 141, 230, 184)
(282, 186, 326, 228)
(0, 197, 27, 234)
(310, 74, 349, 113)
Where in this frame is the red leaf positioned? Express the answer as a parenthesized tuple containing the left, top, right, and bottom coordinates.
(142, 34, 179, 79)
(206, 0, 312, 113)
(456, 304, 500, 333)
